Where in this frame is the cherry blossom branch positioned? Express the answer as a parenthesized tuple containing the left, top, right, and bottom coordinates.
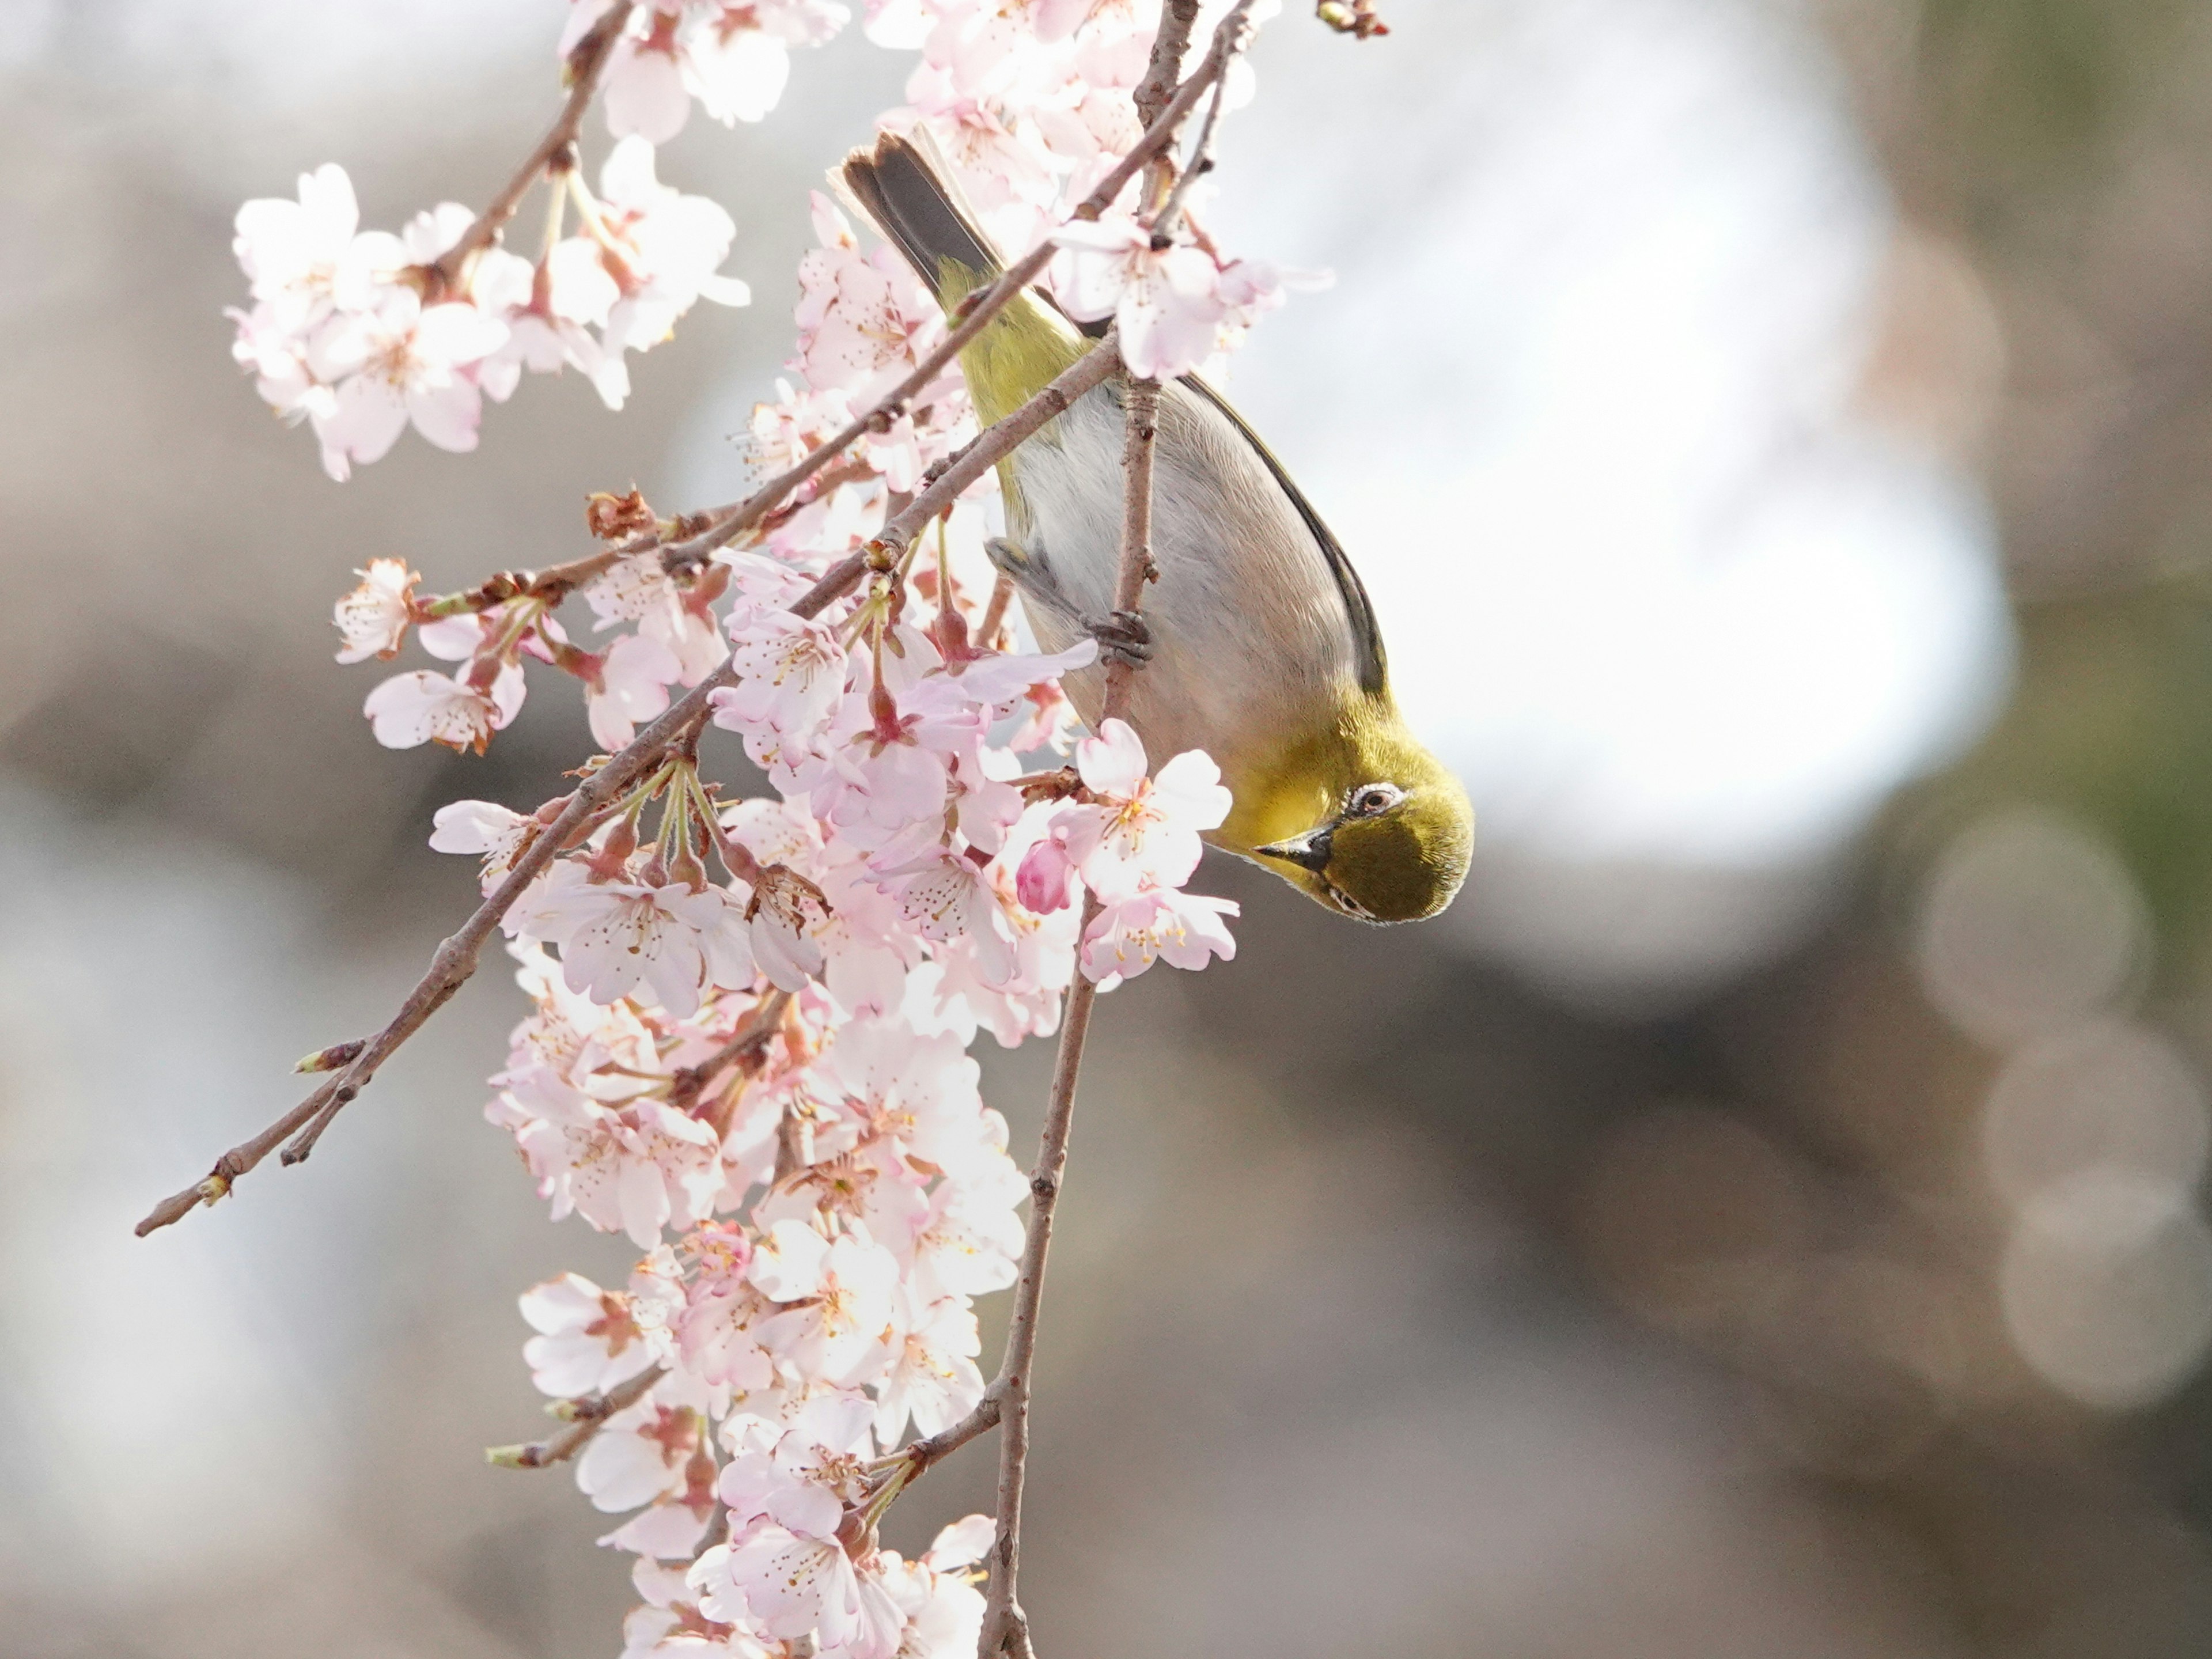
(418, 463, 878, 619)
(487, 1362, 666, 1469)
(1135, 1, 1205, 154)
(651, 10, 1243, 578)
(974, 18, 1190, 1649)
(394, 11, 1243, 622)
(671, 989, 791, 1111)
(430, 1, 637, 294)
(971, 398, 1157, 1659)
(1152, 4, 1258, 240)
(135, 339, 1122, 1240)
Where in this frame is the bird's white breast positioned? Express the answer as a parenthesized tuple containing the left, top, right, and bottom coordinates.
(1005, 379, 1363, 774)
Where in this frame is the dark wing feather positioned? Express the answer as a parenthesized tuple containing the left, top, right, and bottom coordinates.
(1177, 374, 1388, 695)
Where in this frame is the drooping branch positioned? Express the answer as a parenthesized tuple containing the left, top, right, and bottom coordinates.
(974, 22, 1199, 1657)
(135, 338, 1122, 1240)
(431, 2, 637, 295)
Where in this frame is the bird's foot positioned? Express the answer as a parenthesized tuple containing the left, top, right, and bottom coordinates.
(1086, 608, 1154, 668)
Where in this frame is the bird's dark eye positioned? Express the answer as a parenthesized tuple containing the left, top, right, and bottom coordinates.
(1348, 783, 1403, 817)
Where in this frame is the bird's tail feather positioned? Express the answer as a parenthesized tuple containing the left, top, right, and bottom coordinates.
(836, 131, 1002, 302)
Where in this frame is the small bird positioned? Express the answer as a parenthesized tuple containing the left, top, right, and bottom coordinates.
(840, 134, 1472, 923)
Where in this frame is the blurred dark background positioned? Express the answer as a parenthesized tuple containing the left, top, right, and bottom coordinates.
(9, 0, 2212, 1653)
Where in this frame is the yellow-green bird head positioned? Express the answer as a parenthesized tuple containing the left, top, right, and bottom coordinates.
(1239, 713, 1474, 925)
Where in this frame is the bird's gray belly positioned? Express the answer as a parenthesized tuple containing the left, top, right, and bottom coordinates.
(1002, 380, 1360, 773)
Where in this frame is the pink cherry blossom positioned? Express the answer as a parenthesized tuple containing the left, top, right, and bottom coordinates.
(581, 1392, 709, 1513)
(1079, 885, 1240, 987)
(874, 1287, 983, 1441)
(794, 196, 946, 402)
(497, 1092, 726, 1246)
(588, 629, 684, 748)
(430, 798, 537, 889)
(333, 557, 418, 662)
(711, 609, 849, 770)
(521, 1271, 664, 1396)
(594, 137, 753, 351)
(748, 1221, 900, 1382)
(527, 875, 757, 1017)
(232, 163, 375, 332)
(871, 847, 1016, 986)
(363, 661, 526, 753)
(1057, 717, 1233, 896)
(305, 289, 509, 479)
(1052, 216, 1229, 382)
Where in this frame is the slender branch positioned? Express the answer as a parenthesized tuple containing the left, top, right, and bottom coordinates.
(649, 29, 1238, 576)
(975, 12, 1197, 1647)
(420, 461, 877, 619)
(488, 1363, 666, 1469)
(137, 339, 1120, 1239)
(1099, 378, 1161, 717)
(978, 949, 1100, 1659)
(431, 2, 637, 294)
(1153, 3, 1260, 240)
(1135, 1, 1206, 145)
(900, 1384, 1007, 1478)
(405, 8, 1244, 617)
(979, 573, 1015, 646)
(670, 990, 790, 1110)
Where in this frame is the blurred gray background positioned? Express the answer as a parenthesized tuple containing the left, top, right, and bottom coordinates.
(11, 0, 2212, 1653)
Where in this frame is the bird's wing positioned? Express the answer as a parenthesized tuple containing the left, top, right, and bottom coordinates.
(1177, 373, 1388, 696)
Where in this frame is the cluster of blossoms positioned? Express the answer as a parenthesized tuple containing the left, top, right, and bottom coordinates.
(230, 0, 1308, 477)
(419, 623, 1234, 1657)
(229, 138, 753, 480)
(274, 2, 1316, 1654)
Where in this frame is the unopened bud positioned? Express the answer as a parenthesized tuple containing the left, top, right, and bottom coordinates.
(485, 1443, 536, 1468)
(294, 1039, 365, 1075)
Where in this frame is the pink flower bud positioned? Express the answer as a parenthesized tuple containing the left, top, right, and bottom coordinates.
(1016, 835, 1075, 914)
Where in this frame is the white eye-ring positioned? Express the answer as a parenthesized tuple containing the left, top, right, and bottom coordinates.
(1347, 783, 1403, 817)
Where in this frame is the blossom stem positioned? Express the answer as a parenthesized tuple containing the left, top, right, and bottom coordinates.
(488, 1362, 665, 1469)
(975, 14, 1195, 1653)
(668, 990, 791, 1111)
(430, 1, 637, 295)
(647, 13, 1243, 577)
(978, 935, 1098, 1659)
(1152, 3, 1262, 242)
(979, 573, 1014, 646)
(136, 340, 1122, 1240)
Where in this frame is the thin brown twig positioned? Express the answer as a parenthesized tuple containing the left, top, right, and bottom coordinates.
(396, 17, 1241, 624)
(670, 989, 791, 1110)
(975, 12, 1198, 1648)
(489, 1363, 667, 1469)
(979, 572, 1015, 646)
(646, 39, 1237, 578)
(137, 339, 1120, 1239)
(1153, 2, 1262, 240)
(431, 2, 637, 296)
(416, 459, 880, 620)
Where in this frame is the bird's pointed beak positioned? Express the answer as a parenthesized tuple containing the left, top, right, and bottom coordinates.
(1256, 825, 1334, 873)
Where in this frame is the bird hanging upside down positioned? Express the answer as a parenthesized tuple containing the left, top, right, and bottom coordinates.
(839, 134, 1473, 924)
